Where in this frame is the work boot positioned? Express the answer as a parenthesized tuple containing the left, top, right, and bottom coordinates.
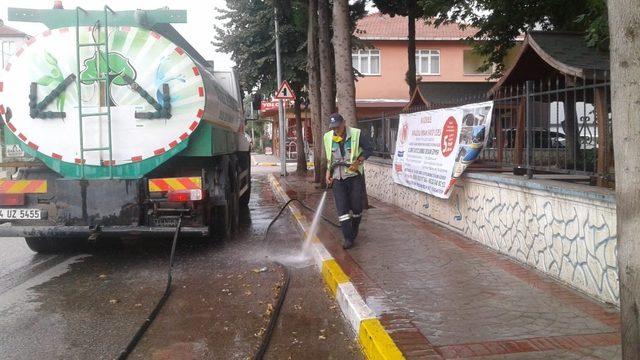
(342, 237, 354, 249)
(352, 215, 362, 239)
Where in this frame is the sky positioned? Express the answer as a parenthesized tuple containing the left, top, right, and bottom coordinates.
(0, 0, 235, 70)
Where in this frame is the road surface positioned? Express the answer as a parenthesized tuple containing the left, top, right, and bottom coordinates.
(0, 167, 360, 360)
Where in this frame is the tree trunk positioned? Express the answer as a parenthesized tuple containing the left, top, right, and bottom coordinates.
(332, 0, 368, 208)
(318, 0, 334, 186)
(307, 0, 323, 183)
(406, 0, 417, 98)
(294, 99, 307, 175)
(332, 0, 357, 127)
(608, 1, 640, 358)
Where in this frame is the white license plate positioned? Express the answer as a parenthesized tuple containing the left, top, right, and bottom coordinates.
(0, 208, 41, 220)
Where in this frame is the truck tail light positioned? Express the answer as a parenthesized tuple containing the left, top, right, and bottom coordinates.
(0, 194, 25, 206)
(167, 189, 202, 202)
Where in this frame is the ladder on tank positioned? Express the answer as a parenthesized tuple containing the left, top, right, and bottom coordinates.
(75, 6, 116, 178)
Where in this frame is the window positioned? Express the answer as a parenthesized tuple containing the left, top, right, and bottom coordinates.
(415, 50, 440, 75)
(352, 49, 380, 75)
(1, 41, 15, 69)
(463, 50, 492, 75)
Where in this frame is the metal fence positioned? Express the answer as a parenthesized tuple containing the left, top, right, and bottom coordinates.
(359, 114, 398, 158)
(358, 71, 614, 186)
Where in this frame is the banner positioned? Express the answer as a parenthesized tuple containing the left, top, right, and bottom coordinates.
(392, 101, 494, 199)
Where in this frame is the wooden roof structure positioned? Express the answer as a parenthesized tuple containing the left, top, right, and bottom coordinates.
(405, 82, 494, 110)
(490, 31, 609, 93)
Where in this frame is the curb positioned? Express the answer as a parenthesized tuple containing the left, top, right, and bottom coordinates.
(268, 174, 404, 360)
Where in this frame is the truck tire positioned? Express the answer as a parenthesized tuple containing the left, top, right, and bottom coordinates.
(239, 164, 251, 207)
(210, 155, 239, 239)
(229, 156, 240, 231)
(25, 237, 57, 253)
(25, 237, 85, 253)
(238, 152, 251, 208)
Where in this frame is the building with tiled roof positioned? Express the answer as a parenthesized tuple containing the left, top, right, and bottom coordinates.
(1, 20, 30, 69)
(355, 13, 478, 41)
(353, 12, 518, 121)
(0, 20, 28, 38)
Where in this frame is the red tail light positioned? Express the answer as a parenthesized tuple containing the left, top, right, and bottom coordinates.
(0, 194, 25, 206)
(167, 189, 203, 202)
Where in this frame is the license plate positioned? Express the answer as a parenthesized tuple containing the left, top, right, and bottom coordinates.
(0, 208, 41, 220)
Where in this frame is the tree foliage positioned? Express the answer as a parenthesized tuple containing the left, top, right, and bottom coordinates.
(373, 0, 424, 19)
(214, 0, 308, 95)
(419, 0, 609, 76)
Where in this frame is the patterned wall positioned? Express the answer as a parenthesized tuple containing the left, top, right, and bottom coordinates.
(365, 160, 619, 305)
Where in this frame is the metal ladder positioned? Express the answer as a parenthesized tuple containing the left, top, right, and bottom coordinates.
(75, 6, 116, 178)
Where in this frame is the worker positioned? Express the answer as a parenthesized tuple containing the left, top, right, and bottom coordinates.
(324, 113, 373, 249)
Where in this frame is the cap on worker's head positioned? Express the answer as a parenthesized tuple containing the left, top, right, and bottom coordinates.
(329, 113, 344, 128)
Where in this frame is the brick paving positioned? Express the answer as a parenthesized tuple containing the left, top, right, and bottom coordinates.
(277, 174, 621, 359)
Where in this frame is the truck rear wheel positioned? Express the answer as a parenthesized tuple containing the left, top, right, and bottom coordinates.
(238, 152, 251, 208)
(25, 237, 59, 253)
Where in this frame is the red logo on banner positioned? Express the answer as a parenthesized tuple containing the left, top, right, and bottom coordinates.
(441, 116, 458, 157)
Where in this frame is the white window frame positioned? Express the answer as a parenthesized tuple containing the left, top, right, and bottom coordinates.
(352, 49, 381, 76)
(415, 49, 440, 75)
(1, 40, 15, 69)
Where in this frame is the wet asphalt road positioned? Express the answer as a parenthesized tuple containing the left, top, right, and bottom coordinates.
(0, 168, 361, 360)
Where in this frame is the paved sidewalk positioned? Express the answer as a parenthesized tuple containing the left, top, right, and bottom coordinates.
(251, 153, 314, 167)
(276, 174, 621, 359)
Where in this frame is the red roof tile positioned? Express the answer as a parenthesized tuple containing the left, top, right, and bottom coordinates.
(0, 20, 29, 38)
(355, 12, 478, 40)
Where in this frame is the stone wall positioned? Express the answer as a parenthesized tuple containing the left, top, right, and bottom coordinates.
(365, 158, 619, 305)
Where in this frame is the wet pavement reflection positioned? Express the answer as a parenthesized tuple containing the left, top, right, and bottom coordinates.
(0, 171, 361, 360)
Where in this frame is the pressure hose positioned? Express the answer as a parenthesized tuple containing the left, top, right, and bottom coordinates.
(117, 196, 333, 359)
(117, 216, 182, 360)
(253, 193, 337, 359)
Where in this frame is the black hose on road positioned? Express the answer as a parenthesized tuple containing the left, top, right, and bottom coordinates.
(252, 261, 290, 360)
(117, 216, 182, 360)
(117, 195, 330, 360)
(266, 198, 340, 236)
(254, 195, 335, 359)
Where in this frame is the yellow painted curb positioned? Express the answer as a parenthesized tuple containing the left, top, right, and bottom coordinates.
(359, 319, 405, 360)
(267, 174, 405, 360)
(322, 259, 351, 295)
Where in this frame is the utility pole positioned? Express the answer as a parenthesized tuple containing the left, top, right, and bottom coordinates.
(274, 5, 287, 177)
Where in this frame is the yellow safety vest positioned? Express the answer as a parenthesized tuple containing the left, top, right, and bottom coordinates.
(323, 127, 363, 174)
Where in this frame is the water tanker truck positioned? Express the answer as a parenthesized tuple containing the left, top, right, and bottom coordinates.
(0, 6, 251, 252)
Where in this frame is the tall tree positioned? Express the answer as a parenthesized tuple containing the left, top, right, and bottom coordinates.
(307, 0, 324, 182)
(373, 0, 424, 97)
(332, 0, 357, 127)
(216, 0, 308, 174)
(420, 0, 609, 76)
(608, 0, 640, 357)
(317, 0, 335, 184)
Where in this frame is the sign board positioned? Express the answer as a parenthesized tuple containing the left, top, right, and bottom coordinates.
(274, 80, 296, 100)
(392, 101, 494, 199)
(260, 101, 280, 112)
(5, 144, 25, 158)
